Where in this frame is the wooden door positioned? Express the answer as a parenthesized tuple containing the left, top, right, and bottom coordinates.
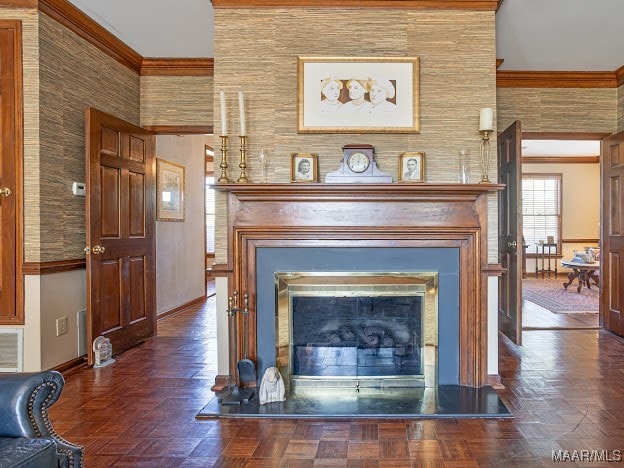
(86, 108, 156, 364)
(497, 121, 523, 344)
(0, 22, 20, 324)
(601, 131, 624, 336)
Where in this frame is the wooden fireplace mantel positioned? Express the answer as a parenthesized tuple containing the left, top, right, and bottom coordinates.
(215, 182, 504, 388)
(214, 182, 504, 195)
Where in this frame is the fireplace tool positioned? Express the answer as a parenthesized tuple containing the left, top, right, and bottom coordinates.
(217, 291, 254, 405)
(237, 298, 257, 386)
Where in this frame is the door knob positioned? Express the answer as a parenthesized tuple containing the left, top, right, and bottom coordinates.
(91, 245, 106, 255)
(507, 240, 518, 249)
(0, 187, 10, 197)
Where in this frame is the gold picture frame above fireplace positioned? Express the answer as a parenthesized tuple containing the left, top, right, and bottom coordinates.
(297, 56, 420, 134)
(398, 152, 425, 183)
(290, 153, 319, 183)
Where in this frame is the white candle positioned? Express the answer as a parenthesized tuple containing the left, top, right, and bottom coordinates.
(479, 108, 493, 131)
(238, 91, 246, 136)
(219, 91, 227, 136)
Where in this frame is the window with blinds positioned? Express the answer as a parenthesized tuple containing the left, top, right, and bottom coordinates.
(206, 176, 215, 254)
(522, 174, 562, 254)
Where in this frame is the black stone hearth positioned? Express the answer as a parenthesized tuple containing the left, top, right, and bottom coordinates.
(196, 385, 511, 419)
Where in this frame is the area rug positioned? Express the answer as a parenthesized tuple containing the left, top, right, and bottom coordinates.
(522, 277, 599, 313)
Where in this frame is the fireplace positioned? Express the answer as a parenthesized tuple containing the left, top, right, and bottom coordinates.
(214, 183, 502, 388)
(275, 272, 438, 389)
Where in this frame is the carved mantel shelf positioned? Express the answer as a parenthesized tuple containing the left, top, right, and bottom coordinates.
(216, 182, 504, 388)
(213, 182, 504, 195)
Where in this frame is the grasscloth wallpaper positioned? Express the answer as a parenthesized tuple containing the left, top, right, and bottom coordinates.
(497, 87, 617, 133)
(0, 9, 40, 261)
(619, 84, 624, 132)
(35, 13, 140, 262)
(213, 9, 498, 262)
(140, 76, 213, 126)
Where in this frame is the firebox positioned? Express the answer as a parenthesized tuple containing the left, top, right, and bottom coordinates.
(275, 272, 438, 390)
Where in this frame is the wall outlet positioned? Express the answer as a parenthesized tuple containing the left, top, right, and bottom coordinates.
(56, 316, 68, 336)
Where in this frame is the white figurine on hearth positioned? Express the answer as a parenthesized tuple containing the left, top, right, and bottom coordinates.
(259, 367, 286, 405)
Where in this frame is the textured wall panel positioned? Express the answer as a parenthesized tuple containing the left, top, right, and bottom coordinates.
(214, 8, 498, 262)
(0, 10, 41, 262)
(140, 75, 213, 126)
(497, 87, 617, 133)
(619, 84, 624, 132)
(36, 13, 140, 262)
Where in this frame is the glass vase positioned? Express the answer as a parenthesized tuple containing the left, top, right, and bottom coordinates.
(458, 149, 470, 184)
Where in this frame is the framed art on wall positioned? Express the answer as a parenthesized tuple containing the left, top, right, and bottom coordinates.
(398, 152, 425, 183)
(157, 158, 185, 221)
(297, 56, 420, 134)
(290, 153, 319, 183)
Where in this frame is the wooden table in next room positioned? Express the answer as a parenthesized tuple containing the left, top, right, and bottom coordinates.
(561, 260, 600, 294)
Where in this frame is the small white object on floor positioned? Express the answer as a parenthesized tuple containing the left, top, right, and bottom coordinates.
(93, 336, 115, 368)
(259, 367, 286, 405)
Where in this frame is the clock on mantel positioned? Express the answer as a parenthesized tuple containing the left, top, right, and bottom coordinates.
(325, 144, 393, 183)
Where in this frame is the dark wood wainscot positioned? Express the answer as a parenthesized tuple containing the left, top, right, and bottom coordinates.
(215, 183, 504, 388)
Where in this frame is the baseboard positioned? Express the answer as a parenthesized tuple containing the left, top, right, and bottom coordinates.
(487, 374, 505, 390)
(211, 374, 231, 392)
(157, 295, 206, 321)
(51, 356, 87, 375)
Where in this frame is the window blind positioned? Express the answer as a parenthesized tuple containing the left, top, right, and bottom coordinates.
(522, 174, 562, 254)
(206, 176, 215, 254)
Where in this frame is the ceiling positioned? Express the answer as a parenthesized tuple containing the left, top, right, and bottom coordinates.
(67, 0, 214, 57)
(496, 0, 624, 71)
(67, 0, 624, 72)
(522, 140, 600, 158)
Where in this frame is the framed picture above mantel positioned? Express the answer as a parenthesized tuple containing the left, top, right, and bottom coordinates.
(297, 56, 420, 134)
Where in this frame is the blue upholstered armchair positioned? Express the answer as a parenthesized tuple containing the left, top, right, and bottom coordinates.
(0, 371, 84, 468)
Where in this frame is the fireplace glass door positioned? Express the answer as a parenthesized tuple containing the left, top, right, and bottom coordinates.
(276, 272, 438, 388)
(292, 295, 423, 378)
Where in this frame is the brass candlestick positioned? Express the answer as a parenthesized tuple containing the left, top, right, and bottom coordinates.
(218, 135, 230, 183)
(237, 135, 249, 183)
(479, 130, 492, 184)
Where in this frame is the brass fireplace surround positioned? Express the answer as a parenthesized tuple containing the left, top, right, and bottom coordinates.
(275, 272, 438, 389)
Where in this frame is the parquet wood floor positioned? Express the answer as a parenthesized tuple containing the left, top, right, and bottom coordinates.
(522, 299, 600, 329)
(49, 294, 624, 467)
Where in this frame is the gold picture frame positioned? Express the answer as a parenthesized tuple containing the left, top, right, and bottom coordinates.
(297, 56, 420, 134)
(157, 158, 185, 221)
(290, 153, 319, 183)
(398, 152, 425, 183)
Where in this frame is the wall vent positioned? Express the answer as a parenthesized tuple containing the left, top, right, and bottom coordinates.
(0, 328, 23, 372)
(77, 309, 87, 357)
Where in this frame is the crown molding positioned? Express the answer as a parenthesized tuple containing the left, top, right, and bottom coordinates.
(38, 0, 143, 72)
(496, 0, 504, 11)
(212, 0, 498, 9)
(616, 64, 624, 87)
(141, 58, 214, 76)
(496, 59, 503, 69)
(0, 0, 38, 6)
(497, 70, 617, 88)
